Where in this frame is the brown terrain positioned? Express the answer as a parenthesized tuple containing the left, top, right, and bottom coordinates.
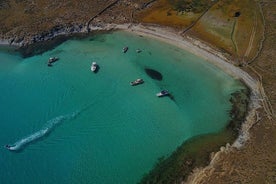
(0, 0, 275, 183)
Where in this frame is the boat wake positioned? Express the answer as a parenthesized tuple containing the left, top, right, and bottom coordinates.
(5, 110, 80, 152)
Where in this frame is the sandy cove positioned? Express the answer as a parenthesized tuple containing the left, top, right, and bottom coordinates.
(114, 23, 261, 141)
(1, 21, 262, 148)
(110, 23, 262, 181)
(0, 23, 263, 182)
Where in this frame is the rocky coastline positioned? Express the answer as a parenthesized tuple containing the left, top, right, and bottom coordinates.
(0, 23, 87, 47)
(1, 23, 126, 56)
(138, 86, 251, 183)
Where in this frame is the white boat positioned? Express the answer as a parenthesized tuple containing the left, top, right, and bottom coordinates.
(122, 46, 128, 53)
(91, 62, 98, 72)
(130, 79, 144, 86)
(5, 144, 16, 151)
(48, 57, 58, 63)
(156, 90, 170, 97)
(48, 57, 58, 66)
(136, 49, 142, 53)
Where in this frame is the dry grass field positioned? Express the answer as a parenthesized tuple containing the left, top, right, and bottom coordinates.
(136, 0, 199, 29)
(137, 0, 265, 64)
(190, 0, 265, 64)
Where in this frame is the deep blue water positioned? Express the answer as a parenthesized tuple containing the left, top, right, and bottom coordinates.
(0, 31, 245, 183)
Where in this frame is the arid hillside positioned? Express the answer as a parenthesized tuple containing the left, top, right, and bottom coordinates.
(0, 0, 149, 42)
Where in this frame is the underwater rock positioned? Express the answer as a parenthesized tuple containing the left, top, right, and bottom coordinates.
(145, 68, 163, 81)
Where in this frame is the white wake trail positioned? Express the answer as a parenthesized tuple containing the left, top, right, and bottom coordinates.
(6, 111, 80, 151)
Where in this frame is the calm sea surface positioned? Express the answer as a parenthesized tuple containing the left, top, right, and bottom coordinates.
(0, 31, 245, 183)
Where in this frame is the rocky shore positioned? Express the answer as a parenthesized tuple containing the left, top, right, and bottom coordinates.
(0, 23, 87, 47)
(139, 87, 251, 183)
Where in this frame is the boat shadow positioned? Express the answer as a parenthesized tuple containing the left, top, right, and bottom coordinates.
(93, 65, 100, 73)
(168, 94, 175, 101)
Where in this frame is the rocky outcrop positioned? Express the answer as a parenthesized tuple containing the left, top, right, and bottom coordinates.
(30, 24, 86, 43)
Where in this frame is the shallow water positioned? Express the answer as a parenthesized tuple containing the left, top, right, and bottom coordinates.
(0, 31, 245, 183)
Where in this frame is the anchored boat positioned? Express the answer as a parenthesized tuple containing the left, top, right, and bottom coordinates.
(48, 57, 59, 66)
(122, 46, 128, 53)
(91, 62, 98, 72)
(156, 90, 170, 97)
(136, 49, 142, 53)
(130, 79, 144, 86)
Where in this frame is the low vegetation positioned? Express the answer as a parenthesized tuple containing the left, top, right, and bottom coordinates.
(139, 132, 233, 184)
(190, 0, 264, 64)
(167, 0, 214, 13)
(137, 0, 264, 64)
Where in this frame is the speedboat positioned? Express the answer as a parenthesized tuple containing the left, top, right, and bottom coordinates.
(91, 62, 98, 72)
(122, 46, 128, 53)
(156, 90, 170, 97)
(5, 144, 15, 151)
(130, 79, 144, 86)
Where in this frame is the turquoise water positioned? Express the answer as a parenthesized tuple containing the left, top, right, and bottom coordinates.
(0, 31, 244, 183)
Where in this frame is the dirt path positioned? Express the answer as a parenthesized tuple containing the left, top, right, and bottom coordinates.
(86, 0, 119, 31)
(244, 12, 257, 59)
(231, 19, 238, 54)
(248, 65, 275, 120)
(181, 2, 217, 35)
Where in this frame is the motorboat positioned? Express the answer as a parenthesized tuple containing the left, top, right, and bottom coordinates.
(156, 90, 170, 97)
(48, 57, 58, 63)
(5, 144, 15, 151)
(48, 57, 58, 67)
(122, 46, 128, 53)
(136, 49, 141, 53)
(91, 62, 98, 72)
(130, 79, 144, 86)
(5, 144, 11, 149)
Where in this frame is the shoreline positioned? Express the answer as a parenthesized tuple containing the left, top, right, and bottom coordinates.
(117, 24, 261, 183)
(118, 24, 261, 148)
(0, 23, 262, 182)
(139, 87, 251, 183)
